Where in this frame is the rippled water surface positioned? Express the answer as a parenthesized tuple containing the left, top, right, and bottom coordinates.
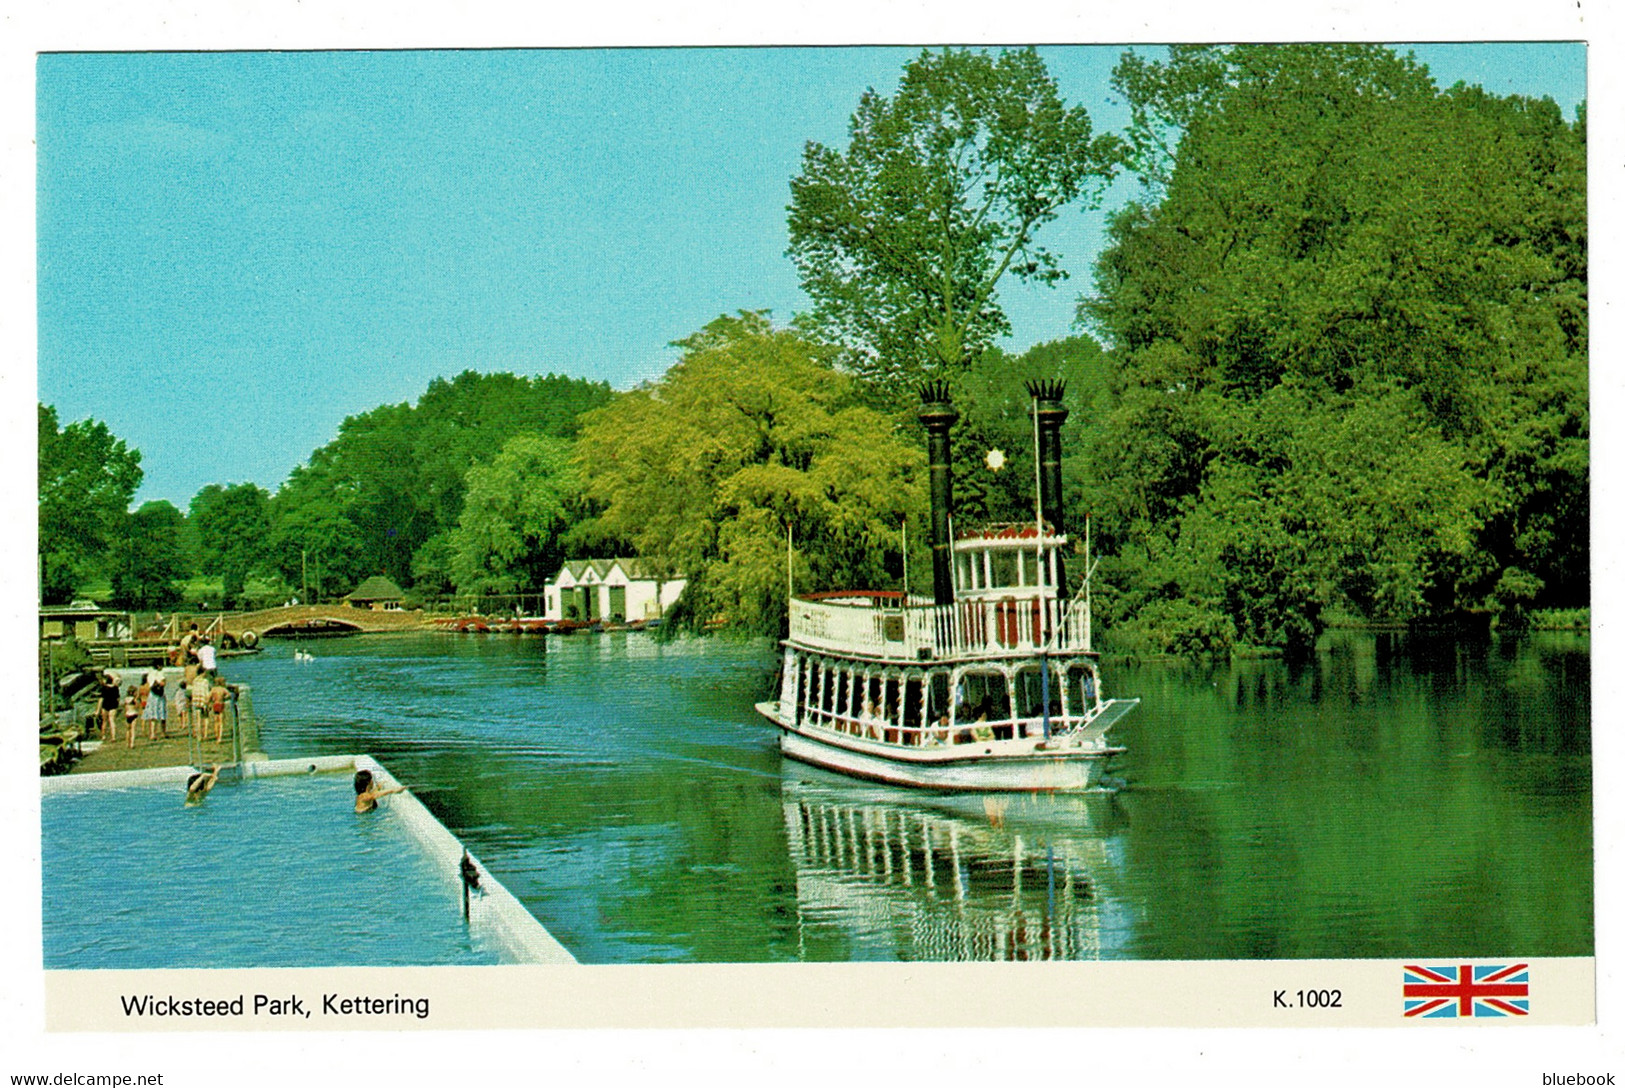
(43, 774, 502, 968)
(209, 628, 1589, 963)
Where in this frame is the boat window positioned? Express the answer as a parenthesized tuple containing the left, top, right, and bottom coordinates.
(1013, 664, 1062, 719)
(902, 676, 923, 732)
(955, 552, 973, 591)
(926, 671, 951, 726)
(882, 676, 901, 725)
(1066, 665, 1098, 718)
(955, 669, 1010, 723)
(989, 550, 1018, 588)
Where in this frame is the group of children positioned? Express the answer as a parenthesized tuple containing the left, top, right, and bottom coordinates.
(95, 624, 234, 750)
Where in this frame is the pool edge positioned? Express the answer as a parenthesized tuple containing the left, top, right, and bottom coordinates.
(41, 754, 577, 966)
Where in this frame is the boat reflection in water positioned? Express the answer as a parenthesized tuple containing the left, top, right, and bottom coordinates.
(780, 767, 1133, 961)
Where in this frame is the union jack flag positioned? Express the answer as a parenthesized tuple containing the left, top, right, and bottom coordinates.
(1403, 963, 1530, 1018)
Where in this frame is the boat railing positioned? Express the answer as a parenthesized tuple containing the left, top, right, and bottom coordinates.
(797, 704, 1098, 746)
(787, 593, 1090, 661)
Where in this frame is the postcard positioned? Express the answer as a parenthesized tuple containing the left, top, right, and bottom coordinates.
(8, 2, 1617, 1084)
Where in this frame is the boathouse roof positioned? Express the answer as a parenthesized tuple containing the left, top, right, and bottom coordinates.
(344, 575, 405, 603)
(551, 558, 673, 585)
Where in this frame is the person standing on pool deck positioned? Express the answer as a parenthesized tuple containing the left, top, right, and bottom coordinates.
(144, 671, 167, 740)
(189, 670, 212, 741)
(179, 624, 201, 684)
(196, 635, 216, 674)
(353, 769, 405, 814)
(97, 672, 120, 740)
(185, 764, 223, 805)
(170, 676, 188, 737)
(207, 675, 231, 743)
(122, 685, 140, 749)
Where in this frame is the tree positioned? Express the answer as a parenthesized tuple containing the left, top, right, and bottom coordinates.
(788, 47, 1120, 397)
(266, 480, 368, 602)
(108, 501, 190, 610)
(190, 483, 272, 607)
(574, 312, 929, 634)
(1083, 45, 1586, 651)
(38, 403, 142, 604)
(264, 371, 613, 589)
(448, 434, 578, 597)
(942, 334, 1113, 527)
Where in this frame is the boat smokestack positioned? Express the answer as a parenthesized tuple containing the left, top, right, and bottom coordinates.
(918, 381, 959, 607)
(1026, 379, 1069, 596)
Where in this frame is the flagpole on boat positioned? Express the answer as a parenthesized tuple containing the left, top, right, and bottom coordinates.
(1033, 394, 1051, 741)
(901, 518, 909, 602)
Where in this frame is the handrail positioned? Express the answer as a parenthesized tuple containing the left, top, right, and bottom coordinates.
(787, 593, 1092, 661)
(796, 704, 1116, 747)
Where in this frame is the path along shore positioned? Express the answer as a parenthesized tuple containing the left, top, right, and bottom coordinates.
(67, 710, 260, 775)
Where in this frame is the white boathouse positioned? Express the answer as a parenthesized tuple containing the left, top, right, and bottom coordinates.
(543, 559, 685, 623)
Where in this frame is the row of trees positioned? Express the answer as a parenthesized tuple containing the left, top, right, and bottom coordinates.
(41, 44, 1588, 655)
(37, 371, 615, 610)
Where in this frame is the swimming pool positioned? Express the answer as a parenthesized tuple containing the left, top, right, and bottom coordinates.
(42, 758, 570, 969)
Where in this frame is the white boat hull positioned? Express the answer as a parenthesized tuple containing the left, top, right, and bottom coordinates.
(760, 702, 1119, 792)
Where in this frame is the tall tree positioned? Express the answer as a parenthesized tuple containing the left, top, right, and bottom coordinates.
(1083, 45, 1586, 653)
(266, 371, 613, 589)
(575, 312, 928, 634)
(38, 403, 142, 604)
(448, 434, 578, 597)
(788, 47, 1120, 396)
(108, 500, 190, 610)
(190, 483, 272, 607)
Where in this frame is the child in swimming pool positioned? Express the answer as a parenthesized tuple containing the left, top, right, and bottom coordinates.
(185, 764, 223, 805)
(353, 769, 405, 814)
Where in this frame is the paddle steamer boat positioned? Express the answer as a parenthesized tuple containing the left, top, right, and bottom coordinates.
(757, 381, 1137, 792)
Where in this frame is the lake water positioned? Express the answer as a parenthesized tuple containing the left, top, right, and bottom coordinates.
(223, 627, 1592, 963)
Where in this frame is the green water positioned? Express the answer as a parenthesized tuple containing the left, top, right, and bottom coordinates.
(225, 627, 1591, 962)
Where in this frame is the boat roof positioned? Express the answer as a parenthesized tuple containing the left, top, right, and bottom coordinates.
(955, 522, 1066, 543)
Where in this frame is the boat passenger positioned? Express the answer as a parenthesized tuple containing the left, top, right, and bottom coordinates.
(861, 698, 882, 739)
(185, 764, 223, 806)
(353, 769, 406, 814)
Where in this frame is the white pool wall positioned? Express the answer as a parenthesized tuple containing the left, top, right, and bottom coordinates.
(43, 754, 575, 965)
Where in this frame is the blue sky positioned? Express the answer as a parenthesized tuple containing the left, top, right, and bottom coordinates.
(36, 44, 1587, 507)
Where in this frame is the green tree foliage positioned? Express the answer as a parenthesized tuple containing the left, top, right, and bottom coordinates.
(266, 371, 613, 594)
(575, 313, 929, 634)
(108, 500, 190, 610)
(38, 403, 142, 604)
(448, 434, 578, 596)
(189, 483, 272, 607)
(1084, 45, 1587, 653)
(943, 335, 1113, 528)
(788, 47, 1120, 398)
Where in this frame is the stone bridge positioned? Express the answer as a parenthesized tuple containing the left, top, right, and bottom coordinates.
(206, 604, 436, 641)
